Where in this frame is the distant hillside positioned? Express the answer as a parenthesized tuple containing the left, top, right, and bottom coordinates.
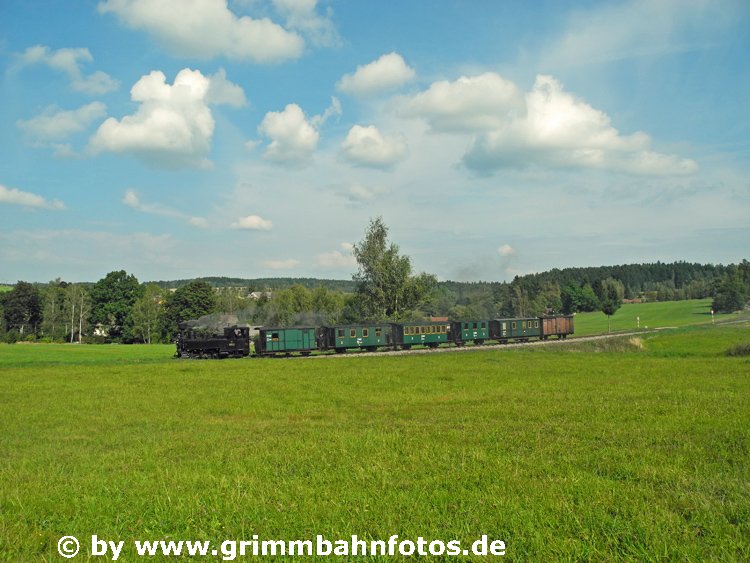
(8, 260, 733, 297)
(149, 261, 737, 296)
(512, 261, 730, 293)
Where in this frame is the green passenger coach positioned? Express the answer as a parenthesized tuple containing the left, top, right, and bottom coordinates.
(255, 327, 317, 356)
(490, 317, 541, 341)
(451, 320, 490, 345)
(395, 321, 452, 349)
(321, 324, 395, 352)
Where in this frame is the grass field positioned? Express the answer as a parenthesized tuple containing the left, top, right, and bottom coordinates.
(571, 298, 743, 337)
(1, 319, 749, 560)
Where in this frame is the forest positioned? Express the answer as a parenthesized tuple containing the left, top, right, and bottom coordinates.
(2, 258, 748, 344)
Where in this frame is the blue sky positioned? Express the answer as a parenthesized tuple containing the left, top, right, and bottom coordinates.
(1, 0, 749, 284)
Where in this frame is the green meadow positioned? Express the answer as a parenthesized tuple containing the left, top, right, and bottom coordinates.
(571, 298, 742, 337)
(1, 318, 749, 560)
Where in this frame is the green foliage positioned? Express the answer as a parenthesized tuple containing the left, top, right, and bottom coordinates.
(128, 284, 167, 344)
(41, 279, 68, 341)
(712, 268, 748, 313)
(164, 280, 217, 336)
(64, 284, 91, 343)
(596, 278, 625, 332)
(89, 270, 143, 338)
(562, 283, 600, 314)
(352, 217, 437, 320)
(1, 281, 42, 335)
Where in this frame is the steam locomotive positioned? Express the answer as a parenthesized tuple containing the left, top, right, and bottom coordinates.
(175, 315, 573, 358)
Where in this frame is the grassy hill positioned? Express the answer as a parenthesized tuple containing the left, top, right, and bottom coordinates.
(571, 298, 745, 337)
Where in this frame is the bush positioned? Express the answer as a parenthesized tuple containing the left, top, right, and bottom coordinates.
(725, 342, 750, 357)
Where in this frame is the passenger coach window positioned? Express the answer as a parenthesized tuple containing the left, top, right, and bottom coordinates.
(375, 327, 382, 337)
(512, 322, 517, 329)
(363, 328, 369, 337)
(350, 329, 356, 338)
(481, 322, 486, 329)
(337, 329, 344, 338)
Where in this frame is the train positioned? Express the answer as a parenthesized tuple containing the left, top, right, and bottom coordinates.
(175, 315, 574, 359)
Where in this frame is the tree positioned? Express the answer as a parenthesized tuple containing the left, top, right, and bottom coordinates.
(712, 271, 748, 313)
(42, 279, 67, 340)
(2, 281, 42, 336)
(510, 283, 532, 317)
(129, 284, 167, 344)
(561, 283, 599, 314)
(64, 284, 91, 343)
(216, 287, 246, 314)
(352, 217, 437, 320)
(89, 270, 143, 339)
(164, 281, 217, 337)
(598, 278, 625, 333)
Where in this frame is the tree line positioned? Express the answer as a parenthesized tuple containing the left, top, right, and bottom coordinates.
(1, 220, 748, 344)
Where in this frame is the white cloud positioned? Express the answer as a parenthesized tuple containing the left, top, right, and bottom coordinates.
(340, 125, 408, 169)
(315, 243, 356, 268)
(272, 0, 340, 47)
(337, 52, 415, 97)
(345, 184, 375, 202)
(89, 68, 244, 168)
(443, 74, 699, 176)
(310, 97, 342, 127)
(396, 71, 698, 176)
(230, 215, 273, 230)
(263, 258, 299, 269)
(98, 0, 304, 62)
(258, 104, 319, 165)
(0, 184, 65, 210)
(17, 45, 118, 94)
(206, 68, 248, 107)
(122, 189, 207, 227)
(397, 72, 524, 132)
(498, 244, 515, 257)
(18, 102, 107, 141)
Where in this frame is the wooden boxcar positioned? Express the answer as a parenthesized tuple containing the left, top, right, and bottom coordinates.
(319, 324, 395, 352)
(255, 326, 317, 356)
(395, 321, 452, 349)
(540, 315, 574, 339)
(450, 320, 490, 345)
